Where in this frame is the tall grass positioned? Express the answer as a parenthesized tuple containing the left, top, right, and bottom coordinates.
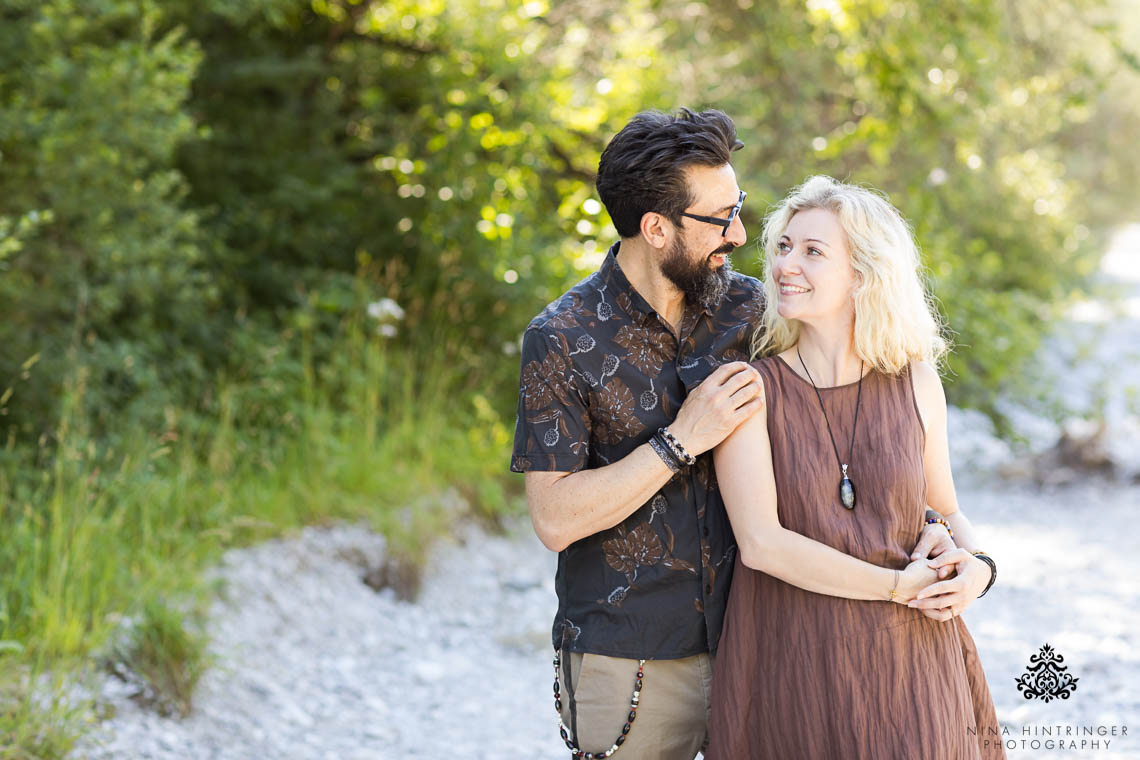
(0, 310, 519, 758)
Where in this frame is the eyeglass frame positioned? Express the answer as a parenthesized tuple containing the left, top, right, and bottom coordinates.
(678, 190, 747, 237)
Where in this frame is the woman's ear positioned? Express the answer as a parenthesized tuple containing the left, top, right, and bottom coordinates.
(849, 256, 868, 288)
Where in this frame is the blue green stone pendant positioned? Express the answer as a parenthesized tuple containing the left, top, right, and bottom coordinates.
(797, 349, 865, 513)
(839, 464, 856, 510)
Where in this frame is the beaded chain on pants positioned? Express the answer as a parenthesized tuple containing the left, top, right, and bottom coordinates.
(552, 651, 646, 759)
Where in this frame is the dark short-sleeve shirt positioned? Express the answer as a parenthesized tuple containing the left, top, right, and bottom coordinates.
(511, 242, 765, 659)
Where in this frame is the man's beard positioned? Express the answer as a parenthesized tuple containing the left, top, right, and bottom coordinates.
(660, 237, 735, 311)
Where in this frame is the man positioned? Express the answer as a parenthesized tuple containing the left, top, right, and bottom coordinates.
(511, 108, 953, 759)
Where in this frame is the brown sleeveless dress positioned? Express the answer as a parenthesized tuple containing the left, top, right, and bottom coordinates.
(706, 356, 1005, 760)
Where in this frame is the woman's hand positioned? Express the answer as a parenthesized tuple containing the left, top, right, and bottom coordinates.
(891, 557, 941, 604)
(909, 516, 957, 578)
(907, 548, 992, 621)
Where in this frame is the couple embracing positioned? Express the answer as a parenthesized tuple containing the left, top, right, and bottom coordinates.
(511, 108, 1004, 760)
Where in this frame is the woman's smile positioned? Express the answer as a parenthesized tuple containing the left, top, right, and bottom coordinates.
(779, 282, 811, 295)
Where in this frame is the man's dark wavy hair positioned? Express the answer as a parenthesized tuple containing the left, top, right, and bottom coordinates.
(596, 108, 743, 239)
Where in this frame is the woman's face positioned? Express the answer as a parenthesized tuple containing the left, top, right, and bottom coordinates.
(771, 207, 857, 325)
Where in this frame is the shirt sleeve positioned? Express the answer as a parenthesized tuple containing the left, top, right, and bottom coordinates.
(510, 324, 592, 473)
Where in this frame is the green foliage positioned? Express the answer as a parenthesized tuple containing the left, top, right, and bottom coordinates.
(0, 320, 511, 656)
(159, 0, 1137, 427)
(0, 659, 87, 760)
(2, 0, 1137, 441)
(111, 598, 209, 719)
(0, 320, 516, 757)
(156, 0, 686, 415)
(0, 0, 213, 446)
(638, 0, 1134, 422)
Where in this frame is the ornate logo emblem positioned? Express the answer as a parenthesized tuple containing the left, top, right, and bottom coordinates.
(1015, 643, 1079, 702)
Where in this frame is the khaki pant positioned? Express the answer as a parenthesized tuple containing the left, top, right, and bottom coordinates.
(557, 650, 716, 760)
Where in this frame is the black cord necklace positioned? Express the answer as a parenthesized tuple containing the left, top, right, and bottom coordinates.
(797, 347, 865, 510)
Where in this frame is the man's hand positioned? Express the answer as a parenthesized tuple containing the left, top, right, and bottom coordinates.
(910, 518, 956, 578)
(668, 362, 764, 456)
(907, 549, 992, 622)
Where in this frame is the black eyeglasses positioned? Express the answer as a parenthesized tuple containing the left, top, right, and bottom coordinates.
(679, 190, 747, 237)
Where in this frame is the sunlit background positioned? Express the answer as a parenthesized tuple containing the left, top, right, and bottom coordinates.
(1, 1, 1138, 757)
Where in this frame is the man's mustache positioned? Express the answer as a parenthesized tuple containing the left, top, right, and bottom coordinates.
(710, 244, 736, 257)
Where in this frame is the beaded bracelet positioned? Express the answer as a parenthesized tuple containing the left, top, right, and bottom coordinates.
(662, 435, 692, 468)
(648, 435, 682, 473)
(925, 516, 954, 539)
(658, 427, 695, 466)
(554, 650, 644, 759)
(971, 551, 997, 598)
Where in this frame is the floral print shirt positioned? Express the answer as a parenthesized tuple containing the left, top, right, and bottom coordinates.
(511, 242, 765, 659)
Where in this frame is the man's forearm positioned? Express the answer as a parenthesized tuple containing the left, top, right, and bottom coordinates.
(528, 442, 675, 552)
(924, 506, 983, 552)
(942, 510, 983, 553)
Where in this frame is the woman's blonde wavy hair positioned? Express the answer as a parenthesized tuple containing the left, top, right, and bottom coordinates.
(749, 175, 950, 375)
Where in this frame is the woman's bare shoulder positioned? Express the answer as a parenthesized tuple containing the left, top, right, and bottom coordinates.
(909, 359, 946, 399)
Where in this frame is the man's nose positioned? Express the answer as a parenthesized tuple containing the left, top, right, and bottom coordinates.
(726, 212, 747, 248)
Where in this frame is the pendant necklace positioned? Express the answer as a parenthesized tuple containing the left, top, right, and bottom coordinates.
(797, 347, 865, 510)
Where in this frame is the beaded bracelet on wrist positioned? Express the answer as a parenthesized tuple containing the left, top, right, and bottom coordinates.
(661, 436, 690, 468)
(553, 651, 644, 759)
(658, 427, 695, 466)
(648, 436, 682, 473)
(925, 516, 954, 538)
(971, 551, 997, 598)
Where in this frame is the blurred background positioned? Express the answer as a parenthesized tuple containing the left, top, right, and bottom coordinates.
(1, 0, 1138, 757)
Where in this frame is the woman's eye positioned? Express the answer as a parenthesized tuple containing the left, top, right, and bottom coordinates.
(808, 247, 822, 256)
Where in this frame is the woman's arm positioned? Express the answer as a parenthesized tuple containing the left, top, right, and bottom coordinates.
(715, 376, 936, 602)
(908, 361, 994, 618)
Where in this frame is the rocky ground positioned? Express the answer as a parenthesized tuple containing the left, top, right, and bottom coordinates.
(69, 227, 1140, 759)
(68, 475, 1140, 760)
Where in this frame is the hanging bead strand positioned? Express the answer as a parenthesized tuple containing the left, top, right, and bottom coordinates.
(553, 651, 646, 758)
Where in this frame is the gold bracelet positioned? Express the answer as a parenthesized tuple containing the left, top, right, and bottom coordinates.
(888, 569, 901, 601)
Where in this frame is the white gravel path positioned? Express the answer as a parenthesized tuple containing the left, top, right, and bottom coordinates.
(69, 477, 1140, 760)
(70, 227, 1140, 759)
(73, 519, 566, 759)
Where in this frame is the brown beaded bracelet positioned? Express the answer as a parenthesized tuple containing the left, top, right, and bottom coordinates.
(925, 516, 954, 538)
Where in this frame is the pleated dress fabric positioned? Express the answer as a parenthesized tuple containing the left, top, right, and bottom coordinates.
(705, 356, 1004, 760)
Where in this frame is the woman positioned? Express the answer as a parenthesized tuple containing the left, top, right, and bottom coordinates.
(706, 176, 1004, 759)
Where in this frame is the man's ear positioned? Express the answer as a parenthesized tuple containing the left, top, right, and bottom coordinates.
(639, 211, 673, 250)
